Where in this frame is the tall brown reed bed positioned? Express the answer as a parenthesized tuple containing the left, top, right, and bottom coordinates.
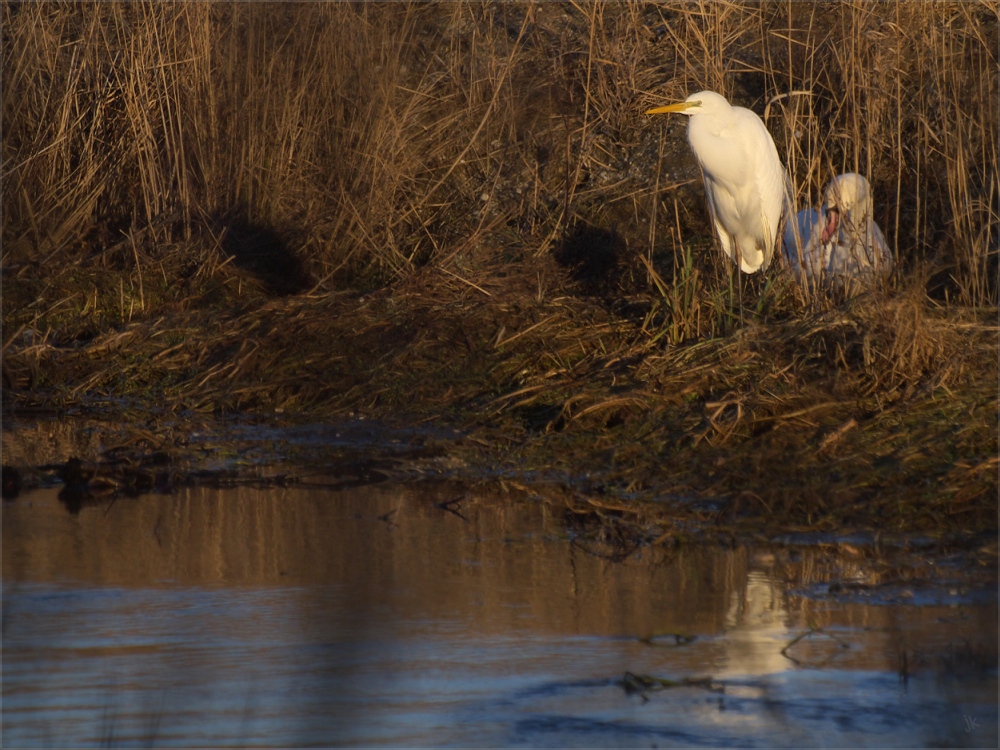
(4, 2, 995, 301)
(4, 3, 483, 281)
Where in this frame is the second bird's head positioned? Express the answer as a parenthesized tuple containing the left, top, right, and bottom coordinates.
(821, 173, 872, 244)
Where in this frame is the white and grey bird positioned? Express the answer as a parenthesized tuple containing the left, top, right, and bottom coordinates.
(646, 91, 789, 274)
(782, 173, 893, 292)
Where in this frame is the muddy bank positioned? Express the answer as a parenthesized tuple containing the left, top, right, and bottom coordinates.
(3, 291, 997, 559)
(3, 258, 998, 543)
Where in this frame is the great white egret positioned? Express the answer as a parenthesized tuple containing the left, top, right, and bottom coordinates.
(646, 91, 788, 274)
(782, 173, 893, 291)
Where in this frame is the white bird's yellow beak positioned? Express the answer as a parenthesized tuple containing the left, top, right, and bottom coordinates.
(645, 101, 698, 115)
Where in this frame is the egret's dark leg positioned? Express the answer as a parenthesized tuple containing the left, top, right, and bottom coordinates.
(737, 267, 745, 327)
(734, 240, 745, 327)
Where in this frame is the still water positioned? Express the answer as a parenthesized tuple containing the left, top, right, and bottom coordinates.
(3, 482, 997, 747)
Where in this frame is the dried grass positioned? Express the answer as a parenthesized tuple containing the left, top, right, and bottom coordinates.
(4, 3, 995, 297)
(2, 2, 997, 534)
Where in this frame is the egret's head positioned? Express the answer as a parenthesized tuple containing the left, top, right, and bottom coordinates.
(645, 90, 730, 117)
(821, 173, 872, 244)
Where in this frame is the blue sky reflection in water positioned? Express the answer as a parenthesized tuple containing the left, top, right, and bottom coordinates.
(3, 484, 997, 747)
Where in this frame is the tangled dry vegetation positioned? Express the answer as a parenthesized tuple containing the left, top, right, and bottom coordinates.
(3, 2, 997, 535)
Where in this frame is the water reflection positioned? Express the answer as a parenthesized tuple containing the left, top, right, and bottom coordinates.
(3, 484, 997, 747)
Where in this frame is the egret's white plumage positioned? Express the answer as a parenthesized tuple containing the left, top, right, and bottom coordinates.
(646, 91, 788, 274)
(782, 173, 893, 291)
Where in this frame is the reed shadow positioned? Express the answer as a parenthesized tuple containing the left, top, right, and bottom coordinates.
(219, 213, 311, 296)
